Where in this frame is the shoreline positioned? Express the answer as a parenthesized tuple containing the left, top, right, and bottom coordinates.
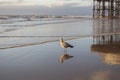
(0, 31, 120, 50)
(0, 15, 92, 19)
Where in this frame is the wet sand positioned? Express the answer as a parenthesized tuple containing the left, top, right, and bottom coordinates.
(0, 17, 120, 80)
(0, 37, 120, 80)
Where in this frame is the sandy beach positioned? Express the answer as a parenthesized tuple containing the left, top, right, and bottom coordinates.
(0, 17, 120, 80)
(0, 37, 120, 80)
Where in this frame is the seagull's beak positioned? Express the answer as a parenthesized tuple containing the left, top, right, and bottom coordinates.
(59, 38, 61, 41)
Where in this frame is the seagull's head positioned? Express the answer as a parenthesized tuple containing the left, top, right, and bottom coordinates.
(59, 37, 63, 42)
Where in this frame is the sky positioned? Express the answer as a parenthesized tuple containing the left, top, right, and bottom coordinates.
(0, 0, 93, 15)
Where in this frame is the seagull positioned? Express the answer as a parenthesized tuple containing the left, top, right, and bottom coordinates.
(59, 38, 74, 51)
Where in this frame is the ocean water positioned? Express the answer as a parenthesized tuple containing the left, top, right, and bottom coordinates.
(0, 17, 120, 80)
(0, 17, 93, 49)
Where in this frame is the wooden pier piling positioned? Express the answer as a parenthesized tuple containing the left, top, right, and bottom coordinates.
(93, 0, 120, 18)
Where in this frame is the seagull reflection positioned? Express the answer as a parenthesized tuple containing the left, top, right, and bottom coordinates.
(59, 53, 74, 63)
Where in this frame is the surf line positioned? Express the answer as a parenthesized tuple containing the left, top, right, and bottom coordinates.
(0, 32, 120, 38)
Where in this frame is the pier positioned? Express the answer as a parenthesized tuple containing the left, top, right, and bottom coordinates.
(93, 0, 120, 18)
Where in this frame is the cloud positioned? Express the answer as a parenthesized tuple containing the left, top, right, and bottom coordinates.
(0, 0, 92, 7)
(0, 4, 92, 16)
(0, 0, 24, 6)
(0, 1, 13, 4)
(56, 0, 73, 1)
(54, 0, 92, 7)
(0, 0, 92, 15)
(17, 0, 24, 3)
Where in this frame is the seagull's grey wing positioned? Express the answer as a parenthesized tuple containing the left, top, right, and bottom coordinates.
(64, 42, 74, 48)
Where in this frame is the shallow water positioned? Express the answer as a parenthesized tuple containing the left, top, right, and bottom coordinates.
(0, 37, 120, 80)
(0, 18, 92, 49)
(0, 17, 120, 80)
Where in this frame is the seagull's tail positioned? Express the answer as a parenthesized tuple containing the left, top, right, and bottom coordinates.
(70, 45, 74, 48)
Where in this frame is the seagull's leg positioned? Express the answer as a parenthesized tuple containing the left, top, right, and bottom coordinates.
(64, 48, 65, 52)
(63, 48, 67, 53)
(65, 48, 67, 53)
